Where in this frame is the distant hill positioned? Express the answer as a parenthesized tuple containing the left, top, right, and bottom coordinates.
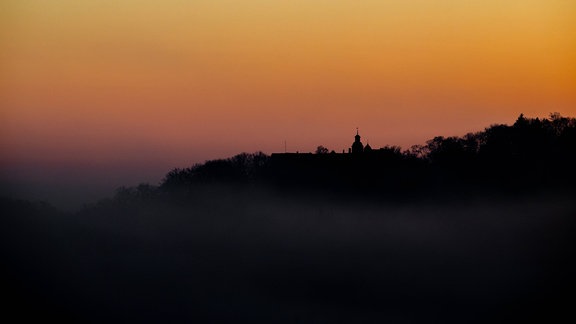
(158, 113, 576, 197)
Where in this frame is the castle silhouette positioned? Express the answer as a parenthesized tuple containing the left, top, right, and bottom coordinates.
(351, 128, 372, 154)
(267, 129, 406, 189)
(274, 129, 374, 156)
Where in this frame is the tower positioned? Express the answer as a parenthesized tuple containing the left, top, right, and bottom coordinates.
(351, 128, 364, 154)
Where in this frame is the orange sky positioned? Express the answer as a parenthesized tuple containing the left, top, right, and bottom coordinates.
(1, 0, 575, 205)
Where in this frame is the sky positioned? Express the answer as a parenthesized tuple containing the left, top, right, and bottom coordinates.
(1, 0, 575, 208)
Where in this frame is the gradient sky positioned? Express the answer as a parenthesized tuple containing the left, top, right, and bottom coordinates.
(1, 0, 575, 207)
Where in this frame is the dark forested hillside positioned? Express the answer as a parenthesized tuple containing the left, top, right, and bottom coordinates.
(2, 113, 575, 323)
(160, 113, 576, 197)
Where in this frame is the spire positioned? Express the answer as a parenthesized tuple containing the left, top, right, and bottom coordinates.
(352, 127, 364, 153)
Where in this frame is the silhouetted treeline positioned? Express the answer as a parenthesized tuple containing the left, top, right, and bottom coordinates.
(162, 152, 270, 188)
(416, 112, 576, 190)
(159, 113, 576, 198)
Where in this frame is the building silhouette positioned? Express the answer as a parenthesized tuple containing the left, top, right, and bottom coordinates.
(268, 129, 396, 188)
(351, 128, 364, 154)
(275, 129, 375, 157)
(348, 128, 373, 154)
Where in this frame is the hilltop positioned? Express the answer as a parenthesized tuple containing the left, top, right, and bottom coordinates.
(152, 113, 575, 200)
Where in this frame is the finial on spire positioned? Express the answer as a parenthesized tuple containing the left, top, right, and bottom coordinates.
(356, 127, 359, 136)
